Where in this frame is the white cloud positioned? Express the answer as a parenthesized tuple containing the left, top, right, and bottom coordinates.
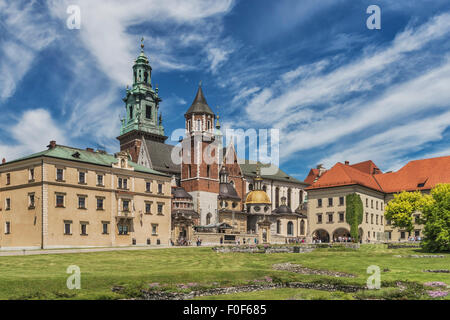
(0, 109, 66, 161)
(0, 1, 57, 101)
(47, 0, 235, 85)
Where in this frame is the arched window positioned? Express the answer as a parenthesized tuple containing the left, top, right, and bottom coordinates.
(275, 187, 280, 208)
(300, 220, 305, 235)
(197, 119, 201, 131)
(287, 188, 292, 208)
(276, 220, 281, 234)
(249, 184, 254, 191)
(144, 72, 148, 84)
(206, 165, 210, 178)
(287, 221, 294, 236)
(188, 165, 191, 178)
(206, 213, 212, 225)
(299, 190, 304, 204)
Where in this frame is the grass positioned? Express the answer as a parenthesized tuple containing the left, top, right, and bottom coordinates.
(0, 244, 449, 300)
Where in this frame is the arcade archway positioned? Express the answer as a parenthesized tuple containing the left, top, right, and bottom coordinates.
(312, 229, 330, 243)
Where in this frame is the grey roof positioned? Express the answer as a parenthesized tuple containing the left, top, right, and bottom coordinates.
(219, 183, 241, 200)
(239, 160, 307, 185)
(185, 86, 215, 116)
(145, 140, 180, 174)
(272, 205, 293, 215)
(172, 187, 192, 199)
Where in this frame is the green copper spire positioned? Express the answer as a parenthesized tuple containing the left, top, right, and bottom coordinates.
(119, 39, 165, 141)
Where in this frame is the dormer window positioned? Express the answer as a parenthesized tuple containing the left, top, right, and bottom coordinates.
(146, 105, 152, 119)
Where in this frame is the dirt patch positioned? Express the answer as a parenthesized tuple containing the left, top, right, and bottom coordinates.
(272, 263, 356, 278)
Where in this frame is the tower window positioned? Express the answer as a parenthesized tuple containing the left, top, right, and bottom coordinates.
(129, 106, 133, 120)
(207, 165, 210, 178)
(144, 72, 148, 84)
(197, 120, 201, 131)
(146, 105, 152, 119)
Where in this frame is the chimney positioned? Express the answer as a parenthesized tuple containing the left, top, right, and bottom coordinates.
(345, 161, 350, 165)
(48, 140, 56, 149)
(316, 164, 326, 177)
(2, 158, 5, 164)
(86, 148, 94, 152)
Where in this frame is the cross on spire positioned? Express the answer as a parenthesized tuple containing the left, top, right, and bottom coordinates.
(140, 37, 145, 52)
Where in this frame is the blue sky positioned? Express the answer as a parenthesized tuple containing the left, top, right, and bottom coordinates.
(1, 0, 450, 180)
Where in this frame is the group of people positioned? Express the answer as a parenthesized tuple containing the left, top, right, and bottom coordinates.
(285, 238, 306, 244)
(407, 236, 422, 242)
(333, 236, 353, 243)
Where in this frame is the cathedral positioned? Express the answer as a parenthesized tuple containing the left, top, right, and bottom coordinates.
(117, 42, 309, 245)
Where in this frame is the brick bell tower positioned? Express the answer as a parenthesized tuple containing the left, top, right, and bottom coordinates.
(181, 83, 221, 225)
(117, 38, 166, 162)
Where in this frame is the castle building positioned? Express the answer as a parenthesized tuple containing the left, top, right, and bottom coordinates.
(305, 157, 450, 243)
(0, 142, 172, 250)
(117, 43, 310, 244)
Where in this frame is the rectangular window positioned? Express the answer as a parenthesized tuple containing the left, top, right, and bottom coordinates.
(339, 212, 345, 222)
(5, 222, 11, 234)
(29, 168, 35, 181)
(97, 198, 104, 210)
(146, 181, 151, 192)
(157, 203, 163, 215)
(376, 215, 379, 225)
(158, 184, 163, 194)
(56, 194, 65, 207)
(328, 213, 333, 223)
(381, 202, 384, 211)
(317, 214, 323, 224)
(381, 216, 384, 225)
(79, 172, 86, 184)
(371, 214, 374, 224)
(400, 231, 405, 239)
(366, 198, 368, 207)
(152, 224, 158, 235)
(5, 198, 11, 210)
(102, 222, 109, 235)
(123, 200, 130, 212)
(328, 198, 333, 207)
(123, 179, 128, 189)
(118, 224, 129, 235)
(376, 201, 379, 210)
(29, 194, 35, 208)
(371, 200, 373, 208)
(118, 178, 122, 189)
(56, 168, 64, 181)
(317, 199, 322, 207)
(415, 230, 420, 237)
(64, 222, 72, 235)
(97, 174, 104, 186)
(146, 105, 152, 119)
(387, 231, 392, 240)
(339, 197, 344, 206)
(365, 213, 368, 223)
(6, 173, 10, 185)
(80, 223, 88, 235)
(145, 202, 151, 214)
(78, 196, 86, 209)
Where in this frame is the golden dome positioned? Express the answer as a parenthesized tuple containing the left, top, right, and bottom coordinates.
(245, 190, 271, 205)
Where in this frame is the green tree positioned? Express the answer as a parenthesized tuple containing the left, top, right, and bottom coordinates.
(345, 193, 363, 242)
(384, 191, 430, 233)
(421, 184, 450, 252)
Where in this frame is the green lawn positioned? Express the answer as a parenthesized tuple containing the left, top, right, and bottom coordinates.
(0, 244, 449, 300)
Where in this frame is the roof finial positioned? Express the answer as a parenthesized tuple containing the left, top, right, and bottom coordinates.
(140, 37, 145, 52)
(216, 106, 221, 129)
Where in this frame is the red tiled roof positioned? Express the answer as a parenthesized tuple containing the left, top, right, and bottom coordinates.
(305, 162, 383, 192)
(351, 160, 382, 175)
(305, 156, 450, 194)
(304, 168, 320, 185)
(374, 155, 450, 193)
